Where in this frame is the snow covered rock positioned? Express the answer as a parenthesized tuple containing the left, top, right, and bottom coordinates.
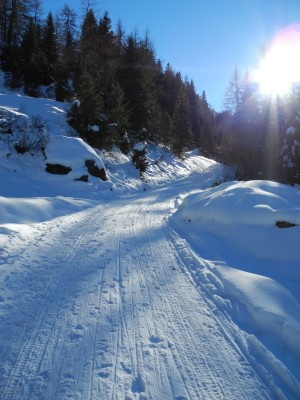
(45, 136, 107, 182)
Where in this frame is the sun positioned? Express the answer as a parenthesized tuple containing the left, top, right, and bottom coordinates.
(253, 25, 300, 96)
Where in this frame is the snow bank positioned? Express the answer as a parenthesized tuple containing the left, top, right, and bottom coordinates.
(0, 196, 97, 225)
(217, 265, 300, 357)
(171, 180, 300, 360)
(181, 180, 300, 226)
(180, 180, 300, 261)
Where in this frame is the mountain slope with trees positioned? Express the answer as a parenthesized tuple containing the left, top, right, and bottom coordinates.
(1, 1, 300, 184)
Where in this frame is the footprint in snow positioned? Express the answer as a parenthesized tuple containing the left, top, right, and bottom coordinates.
(131, 374, 146, 393)
(68, 331, 83, 342)
(149, 335, 166, 348)
(121, 361, 132, 374)
(149, 335, 164, 344)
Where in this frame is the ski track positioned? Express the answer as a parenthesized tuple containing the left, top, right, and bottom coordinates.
(0, 186, 280, 400)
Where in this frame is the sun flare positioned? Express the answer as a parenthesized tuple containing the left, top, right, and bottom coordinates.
(253, 25, 300, 96)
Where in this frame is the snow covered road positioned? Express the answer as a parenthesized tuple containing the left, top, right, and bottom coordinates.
(0, 185, 284, 399)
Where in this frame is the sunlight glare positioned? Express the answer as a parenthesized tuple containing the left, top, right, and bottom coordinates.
(253, 25, 300, 96)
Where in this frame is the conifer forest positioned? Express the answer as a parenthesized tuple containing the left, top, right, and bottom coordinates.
(1, 0, 299, 184)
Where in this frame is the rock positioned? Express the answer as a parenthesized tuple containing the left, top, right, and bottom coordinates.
(45, 163, 72, 175)
(275, 220, 297, 228)
(74, 175, 89, 182)
(85, 159, 107, 181)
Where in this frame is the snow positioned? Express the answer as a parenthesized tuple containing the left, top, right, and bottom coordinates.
(133, 141, 145, 151)
(0, 81, 300, 399)
(171, 179, 300, 393)
(287, 126, 296, 135)
(45, 135, 108, 184)
(0, 196, 97, 224)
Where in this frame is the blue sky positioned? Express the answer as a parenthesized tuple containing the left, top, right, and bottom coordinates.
(43, 0, 300, 111)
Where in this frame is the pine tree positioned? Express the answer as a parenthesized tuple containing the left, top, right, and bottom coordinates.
(108, 80, 129, 132)
(74, 9, 102, 131)
(78, 8, 98, 81)
(198, 90, 216, 156)
(186, 80, 201, 147)
(171, 85, 193, 156)
(21, 18, 45, 95)
(1, 0, 33, 86)
(55, 4, 77, 100)
(159, 64, 182, 117)
(280, 89, 300, 184)
(119, 34, 148, 133)
(42, 12, 57, 85)
(0, 0, 9, 44)
(96, 11, 118, 113)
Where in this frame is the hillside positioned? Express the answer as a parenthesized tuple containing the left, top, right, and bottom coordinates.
(0, 83, 300, 399)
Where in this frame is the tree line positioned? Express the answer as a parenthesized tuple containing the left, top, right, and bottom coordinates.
(0, 1, 215, 161)
(0, 1, 299, 183)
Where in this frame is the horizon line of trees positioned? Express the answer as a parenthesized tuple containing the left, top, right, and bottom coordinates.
(0, 1, 299, 184)
(0, 1, 216, 161)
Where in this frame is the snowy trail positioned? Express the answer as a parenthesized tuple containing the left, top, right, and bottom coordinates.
(0, 184, 276, 399)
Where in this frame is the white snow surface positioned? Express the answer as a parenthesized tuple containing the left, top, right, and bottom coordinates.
(0, 82, 300, 399)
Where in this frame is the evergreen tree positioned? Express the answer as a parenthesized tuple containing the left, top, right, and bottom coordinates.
(280, 89, 300, 184)
(78, 8, 98, 81)
(132, 143, 149, 179)
(171, 85, 194, 156)
(5, 0, 33, 49)
(186, 80, 202, 147)
(96, 11, 118, 112)
(115, 20, 125, 63)
(74, 8, 102, 132)
(0, 0, 9, 44)
(21, 18, 44, 95)
(107, 80, 129, 132)
(199, 90, 216, 156)
(42, 12, 57, 85)
(159, 64, 182, 117)
(1, 0, 33, 86)
(120, 34, 150, 133)
(55, 4, 77, 100)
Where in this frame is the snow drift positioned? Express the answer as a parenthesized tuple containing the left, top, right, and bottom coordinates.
(171, 180, 300, 360)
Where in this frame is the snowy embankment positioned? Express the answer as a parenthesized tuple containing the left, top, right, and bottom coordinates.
(0, 83, 219, 200)
(171, 180, 300, 382)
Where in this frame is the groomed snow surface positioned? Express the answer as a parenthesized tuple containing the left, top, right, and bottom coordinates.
(1, 82, 300, 399)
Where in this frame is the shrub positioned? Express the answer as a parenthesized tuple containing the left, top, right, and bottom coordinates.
(10, 115, 49, 154)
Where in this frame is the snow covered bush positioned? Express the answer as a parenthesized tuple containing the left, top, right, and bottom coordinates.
(132, 142, 149, 178)
(0, 109, 49, 155)
(12, 115, 49, 154)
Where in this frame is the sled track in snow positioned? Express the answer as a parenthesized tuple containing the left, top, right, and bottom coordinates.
(0, 190, 278, 399)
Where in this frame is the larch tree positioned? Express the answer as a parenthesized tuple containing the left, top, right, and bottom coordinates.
(224, 67, 243, 114)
